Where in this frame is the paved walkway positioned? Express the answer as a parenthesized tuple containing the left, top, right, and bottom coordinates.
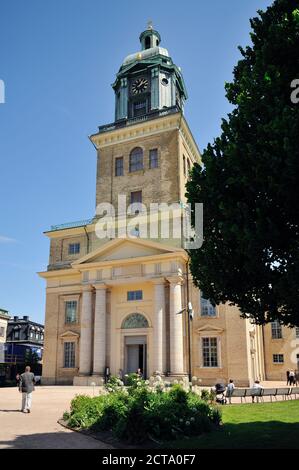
(0, 386, 113, 449)
(0, 381, 295, 448)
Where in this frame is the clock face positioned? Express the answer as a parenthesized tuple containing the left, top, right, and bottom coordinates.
(131, 78, 149, 95)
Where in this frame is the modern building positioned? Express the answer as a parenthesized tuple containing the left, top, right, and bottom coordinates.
(39, 25, 297, 386)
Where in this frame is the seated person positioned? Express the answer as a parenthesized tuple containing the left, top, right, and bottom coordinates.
(251, 380, 263, 402)
(226, 379, 235, 404)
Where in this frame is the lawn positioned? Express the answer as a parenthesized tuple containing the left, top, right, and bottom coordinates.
(169, 400, 299, 449)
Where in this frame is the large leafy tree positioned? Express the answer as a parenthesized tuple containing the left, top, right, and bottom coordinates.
(187, 0, 299, 326)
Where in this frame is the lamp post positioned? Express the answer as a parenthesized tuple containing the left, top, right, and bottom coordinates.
(176, 262, 194, 385)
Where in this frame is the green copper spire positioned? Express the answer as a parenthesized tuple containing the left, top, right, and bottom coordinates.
(139, 21, 161, 50)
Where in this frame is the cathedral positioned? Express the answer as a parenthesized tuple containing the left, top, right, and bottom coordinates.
(39, 25, 298, 386)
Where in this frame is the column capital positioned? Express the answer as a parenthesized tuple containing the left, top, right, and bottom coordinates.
(81, 284, 93, 292)
(93, 282, 107, 290)
(151, 277, 166, 285)
(167, 275, 184, 286)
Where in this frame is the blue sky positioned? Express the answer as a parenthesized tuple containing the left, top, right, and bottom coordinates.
(0, 0, 273, 323)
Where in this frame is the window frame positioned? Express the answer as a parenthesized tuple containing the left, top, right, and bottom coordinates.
(149, 148, 158, 169)
(65, 300, 78, 324)
(200, 297, 217, 318)
(115, 157, 124, 176)
(127, 290, 143, 301)
(273, 353, 284, 364)
(68, 243, 80, 255)
(129, 147, 143, 172)
(271, 321, 283, 339)
(202, 337, 219, 368)
(64, 341, 76, 368)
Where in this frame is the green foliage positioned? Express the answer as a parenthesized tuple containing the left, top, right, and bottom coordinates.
(64, 385, 221, 444)
(186, 0, 299, 327)
(125, 372, 141, 387)
(104, 375, 124, 392)
(67, 394, 105, 429)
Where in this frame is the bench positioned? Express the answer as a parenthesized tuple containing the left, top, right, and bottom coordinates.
(230, 387, 295, 403)
(290, 386, 299, 399)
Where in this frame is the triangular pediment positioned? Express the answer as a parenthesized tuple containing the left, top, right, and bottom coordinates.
(60, 330, 80, 339)
(197, 324, 224, 334)
(73, 238, 185, 266)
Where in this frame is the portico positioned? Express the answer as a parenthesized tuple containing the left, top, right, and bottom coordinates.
(40, 238, 189, 385)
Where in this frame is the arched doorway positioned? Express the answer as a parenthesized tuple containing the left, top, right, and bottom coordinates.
(122, 313, 149, 378)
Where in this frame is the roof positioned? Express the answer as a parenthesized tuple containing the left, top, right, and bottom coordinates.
(122, 46, 170, 66)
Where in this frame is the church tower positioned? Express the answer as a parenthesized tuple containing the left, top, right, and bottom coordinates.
(40, 25, 262, 388)
(90, 24, 200, 246)
(113, 22, 187, 121)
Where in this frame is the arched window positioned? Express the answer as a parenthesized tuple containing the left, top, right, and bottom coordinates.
(129, 147, 143, 172)
(145, 36, 151, 49)
(122, 313, 149, 329)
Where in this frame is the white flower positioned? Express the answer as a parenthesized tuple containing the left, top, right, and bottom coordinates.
(190, 417, 195, 422)
(179, 418, 183, 423)
(186, 421, 190, 426)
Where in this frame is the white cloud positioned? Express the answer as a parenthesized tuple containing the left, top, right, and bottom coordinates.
(0, 235, 17, 243)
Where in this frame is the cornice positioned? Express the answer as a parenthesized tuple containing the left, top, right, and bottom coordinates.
(91, 113, 181, 149)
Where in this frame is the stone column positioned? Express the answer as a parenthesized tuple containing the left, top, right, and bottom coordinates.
(79, 285, 93, 376)
(152, 279, 166, 374)
(93, 284, 107, 376)
(168, 277, 185, 375)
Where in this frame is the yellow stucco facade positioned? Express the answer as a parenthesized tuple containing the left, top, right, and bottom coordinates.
(39, 26, 297, 387)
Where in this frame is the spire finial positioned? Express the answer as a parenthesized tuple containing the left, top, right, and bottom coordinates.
(147, 19, 153, 30)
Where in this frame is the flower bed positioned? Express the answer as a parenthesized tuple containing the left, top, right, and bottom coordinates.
(63, 375, 222, 444)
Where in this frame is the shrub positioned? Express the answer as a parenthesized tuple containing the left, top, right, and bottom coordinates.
(104, 375, 124, 393)
(64, 384, 221, 443)
(92, 390, 130, 431)
(68, 394, 105, 429)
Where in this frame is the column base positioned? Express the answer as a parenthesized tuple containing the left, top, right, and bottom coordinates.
(166, 374, 189, 384)
(73, 375, 105, 386)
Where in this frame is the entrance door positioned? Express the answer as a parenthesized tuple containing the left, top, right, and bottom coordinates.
(125, 336, 147, 378)
(127, 345, 140, 374)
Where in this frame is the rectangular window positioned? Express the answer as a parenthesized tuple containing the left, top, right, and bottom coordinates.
(127, 290, 143, 301)
(115, 157, 124, 176)
(149, 149, 158, 169)
(201, 297, 216, 317)
(64, 342, 75, 368)
(296, 327, 299, 339)
(271, 321, 282, 339)
(0, 327, 4, 337)
(130, 191, 142, 204)
(68, 243, 80, 255)
(14, 330, 20, 340)
(202, 337, 218, 367)
(65, 301, 77, 324)
(273, 354, 284, 364)
(130, 191, 142, 215)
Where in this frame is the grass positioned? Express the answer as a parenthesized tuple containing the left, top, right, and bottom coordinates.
(169, 400, 299, 449)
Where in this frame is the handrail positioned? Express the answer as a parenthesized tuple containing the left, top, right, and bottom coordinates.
(50, 218, 93, 232)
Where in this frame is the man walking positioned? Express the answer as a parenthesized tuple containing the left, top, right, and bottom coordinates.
(19, 366, 35, 413)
